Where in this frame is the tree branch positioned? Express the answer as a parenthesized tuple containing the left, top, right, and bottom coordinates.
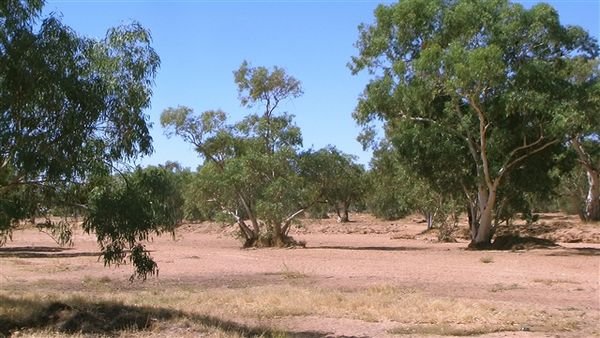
(468, 95, 494, 191)
(221, 207, 253, 239)
(498, 137, 560, 180)
(571, 134, 597, 173)
(281, 208, 305, 235)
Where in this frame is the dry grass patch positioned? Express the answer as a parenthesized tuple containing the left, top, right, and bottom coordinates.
(480, 255, 494, 263)
(0, 294, 291, 338)
(1, 284, 584, 336)
(532, 278, 580, 286)
(264, 263, 309, 280)
(490, 283, 523, 293)
(389, 323, 518, 336)
(70, 285, 581, 332)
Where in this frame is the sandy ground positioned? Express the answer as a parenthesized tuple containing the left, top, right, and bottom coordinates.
(0, 214, 599, 337)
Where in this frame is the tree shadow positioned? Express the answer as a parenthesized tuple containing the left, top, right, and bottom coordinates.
(546, 247, 600, 257)
(0, 246, 100, 259)
(307, 245, 425, 252)
(0, 295, 327, 337)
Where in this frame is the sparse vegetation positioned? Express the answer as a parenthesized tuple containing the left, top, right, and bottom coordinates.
(490, 283, 522, 293)
(480, 256, 494, 264)
(533, 278, 580, 286)
(1, 0, 598, 337)
(0, 283, 584, 337)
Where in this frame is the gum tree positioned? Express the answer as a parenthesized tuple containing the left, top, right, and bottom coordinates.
(560, 60, 600, 221)
(0, 0, 168, 278)
(162, 62, 312, 247)
(300, 146, 366, 222)
(350, 0, 598, 246)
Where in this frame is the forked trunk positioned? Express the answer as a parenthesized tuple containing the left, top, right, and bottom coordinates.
(584, 169, 600, 221)
(238, 223, 259, 248)
(337, 204, 350, 223)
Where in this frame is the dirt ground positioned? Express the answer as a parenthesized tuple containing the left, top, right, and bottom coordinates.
(0, 213, 599, 337)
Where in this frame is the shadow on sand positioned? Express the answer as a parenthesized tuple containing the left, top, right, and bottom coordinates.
(307, 245, 425, 252)
(0, 295, 332, 338)
(545, 247, 600, 257)
(0, 246, 100, 259)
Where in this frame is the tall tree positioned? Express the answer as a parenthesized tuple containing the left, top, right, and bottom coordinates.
(351, 0, 598, 246)
(0, 0, 164, 277)
(162, 62, 312, 247)
(559, 60, 600, 221)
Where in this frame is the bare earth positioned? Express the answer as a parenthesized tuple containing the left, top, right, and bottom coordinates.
(0, 214, 599, 337)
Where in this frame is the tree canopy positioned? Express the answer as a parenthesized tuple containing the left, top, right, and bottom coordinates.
(162, 62, 311, 247)
(0, 0, 165, 277)
(351, 0, 599, 245)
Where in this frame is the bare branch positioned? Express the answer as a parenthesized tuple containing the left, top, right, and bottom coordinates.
(221, 207, 253, 239)
(282, 208, 305, 235)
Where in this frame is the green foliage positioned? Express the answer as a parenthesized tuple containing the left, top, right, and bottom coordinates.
(351, 0, 598, 243)
(0, 0, 160, 235)
(1, 12, 158, 182)
(364, 147, 413, 220)
(84, 167, 183, 280)
(366, 145, 462, 231)
(300, 146, 366, 222)
(234, 60, 302, 109)
(162, 62, 313, 247)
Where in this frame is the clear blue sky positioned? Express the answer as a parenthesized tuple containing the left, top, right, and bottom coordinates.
(45, 0, 599, 170)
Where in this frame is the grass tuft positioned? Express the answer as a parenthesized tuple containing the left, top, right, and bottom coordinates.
(480, 256, 494, 263)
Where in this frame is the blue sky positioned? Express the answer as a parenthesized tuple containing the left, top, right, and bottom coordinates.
(44, 0, 599, 170)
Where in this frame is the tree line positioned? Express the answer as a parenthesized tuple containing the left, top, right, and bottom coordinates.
(1, 0, 598, 278)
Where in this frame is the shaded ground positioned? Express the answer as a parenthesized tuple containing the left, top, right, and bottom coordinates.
(0, 213, 598, 337)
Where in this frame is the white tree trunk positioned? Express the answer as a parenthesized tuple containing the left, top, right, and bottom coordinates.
(585, 169, 600, 221)
(473, 186, 497, 245)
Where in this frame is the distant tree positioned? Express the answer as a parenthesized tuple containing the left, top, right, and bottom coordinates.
(0, 0, 163, 277)
(366, 144, 460, 232)
(558, 60, 600, 221)
(161, 62, 314, 247)
(351, 0, 598, 246)
(300, 146, 366, 222)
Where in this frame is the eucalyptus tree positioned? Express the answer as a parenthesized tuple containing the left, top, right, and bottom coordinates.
(559, 61, 600, 221)
(351, 0, 598, 246)
(161, 62, 313, 247)
(300, 146, 366, 222)
(85, 167, 184, 280)
(0, 0, 167, 278)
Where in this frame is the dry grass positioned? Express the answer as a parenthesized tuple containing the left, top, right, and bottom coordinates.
(264, 263, 309, 280)
(532, 278, 580, 286)
(480, 255, 494, 263)
(389, 323, 518, 336)
(490, 283, 523, 293)
(0, 283, 583, 337)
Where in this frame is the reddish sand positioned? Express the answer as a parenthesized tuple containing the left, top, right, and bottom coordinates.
(0, 213, 598, 337)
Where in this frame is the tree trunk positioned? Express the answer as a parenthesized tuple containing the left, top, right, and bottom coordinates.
(425, 211, 433, 229)
(571, 136, 599, 222)
(341, 208, 349, 222)
(470, 186, 497, 247)
(474, 203, 494, 245)
(272, 223, 284, 247)
(335, 204, 349, 223)
(584, 169, 600, 221)
(337, 202, 350, 223)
